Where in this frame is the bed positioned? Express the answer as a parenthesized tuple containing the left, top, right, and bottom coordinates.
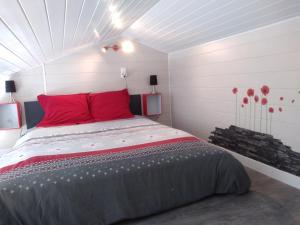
(0, 97, 250, 225)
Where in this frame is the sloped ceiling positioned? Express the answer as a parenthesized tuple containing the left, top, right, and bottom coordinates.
(1, 0, 300, 76)
(124, 0, 300, 52)
(0, 0, 159, 75)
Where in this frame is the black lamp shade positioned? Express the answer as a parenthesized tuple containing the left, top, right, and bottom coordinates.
(150, 75, 158, 86)
(5, 80, 16, 93)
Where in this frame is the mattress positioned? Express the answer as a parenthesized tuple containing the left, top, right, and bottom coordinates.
(0, 116, 250, 225)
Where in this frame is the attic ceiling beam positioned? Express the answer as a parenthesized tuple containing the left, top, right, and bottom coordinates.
(0, 18, 41, 65)
(17, 0, 46, 61)
(43, 0, 54, 53)
(62, 0, 68, 50)
(77, 0, 102, 45)
(0, 42, 33, 68)
(72, 0, 86, 43)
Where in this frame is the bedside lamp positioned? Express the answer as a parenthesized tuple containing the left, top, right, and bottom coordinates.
(5, 80, 16, 103)
(150, 75, 158, 94)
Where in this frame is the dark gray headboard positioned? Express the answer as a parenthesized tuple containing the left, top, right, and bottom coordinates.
(24, 94, 142, 129)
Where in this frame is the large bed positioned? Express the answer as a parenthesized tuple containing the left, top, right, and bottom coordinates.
(0, 115, 250, 225)
(0, 90, 250, 225)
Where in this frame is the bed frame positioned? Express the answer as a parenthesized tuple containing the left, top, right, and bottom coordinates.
(24, 94, 142, 129)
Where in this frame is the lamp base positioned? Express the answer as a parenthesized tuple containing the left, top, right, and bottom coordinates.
(9, 93, 15, 103)
(151, 86, 157, 94)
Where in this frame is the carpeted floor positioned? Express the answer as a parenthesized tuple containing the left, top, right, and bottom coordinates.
(117, 168, 300, 225)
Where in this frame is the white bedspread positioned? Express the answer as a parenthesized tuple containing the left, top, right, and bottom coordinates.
(0, 116, 193, 170)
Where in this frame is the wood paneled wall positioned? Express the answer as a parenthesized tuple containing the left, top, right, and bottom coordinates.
(0, 41, 171, 148)
(169, 17, 300, 153)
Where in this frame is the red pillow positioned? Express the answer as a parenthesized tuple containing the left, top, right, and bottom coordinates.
(37, 93, 93, 127)
(89, 89, 133, 122)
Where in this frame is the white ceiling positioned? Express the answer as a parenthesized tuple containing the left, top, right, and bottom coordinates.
(0, 0, 159, 75)
(124, 0, 300, 52)
(0, 0, 300, 76)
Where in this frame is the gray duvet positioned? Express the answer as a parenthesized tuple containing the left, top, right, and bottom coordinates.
(0, 119, 250, 225)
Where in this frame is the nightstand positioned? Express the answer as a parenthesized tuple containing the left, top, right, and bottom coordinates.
(142, 93, 162, 116)
(0, 102, 22, 129)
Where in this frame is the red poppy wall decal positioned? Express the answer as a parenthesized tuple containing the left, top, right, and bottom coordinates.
(254, 95, 259, 130)
(230, 84, 294, 134)
(232, 87, 238, 94)
(261, 98, 268, 105)
(261, 85, 270, 96)
(269, 107, 274, 134)
(260, 97, 267, 133)
(232, 87, 238, 126)
(247, 88, 254, 97)
(269, 107, 274, 113)
(261, 85, 270, 133)
(241, 98, 248, 127)
(247, 89, 255, 129)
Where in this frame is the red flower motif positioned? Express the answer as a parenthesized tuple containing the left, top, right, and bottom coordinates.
(243, 97, 249, 104)
(254, 95, 259, 103)
(247, 88, 254, 97)
(279, 107, 283, 112)
(261, 98, 268, 105)
(269, 107, 274, 113)
(261, 85, 270, 96)
(280, 97, 284, 101)
(232, 87, 238, 94)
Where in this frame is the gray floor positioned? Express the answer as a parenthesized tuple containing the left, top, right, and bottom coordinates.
(118, 168, 300, 225)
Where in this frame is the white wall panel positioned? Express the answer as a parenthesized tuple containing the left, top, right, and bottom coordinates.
(169, 17, 300, 154)
(0, 41, 171, 148)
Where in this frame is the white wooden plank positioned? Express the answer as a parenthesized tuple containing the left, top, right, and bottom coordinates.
(44, 0, 66, 53)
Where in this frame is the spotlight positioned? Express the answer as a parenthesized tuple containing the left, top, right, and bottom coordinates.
(121, 40, 134, 53)
(109, 5, 116, 12)
(111, 13, 123, 29)
(93, 29, 100, 39)
(101, 47, 108, 53)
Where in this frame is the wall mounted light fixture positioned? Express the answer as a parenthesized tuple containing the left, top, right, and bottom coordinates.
(101, 44, 120, 53)
(101, 40, 134, 54)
